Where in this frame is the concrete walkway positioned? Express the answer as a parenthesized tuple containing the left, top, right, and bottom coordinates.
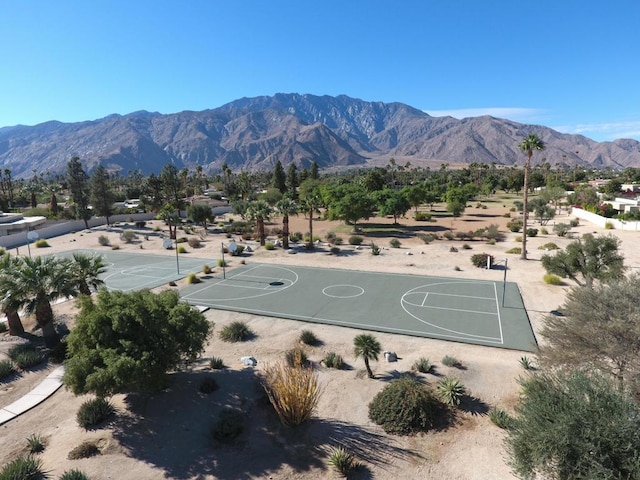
(0, 366, 64, 425)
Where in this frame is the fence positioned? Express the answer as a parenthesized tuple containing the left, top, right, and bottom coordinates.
(570, 208, 640, 231)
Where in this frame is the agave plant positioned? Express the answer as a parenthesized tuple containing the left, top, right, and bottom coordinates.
(437, 377, 466, 406)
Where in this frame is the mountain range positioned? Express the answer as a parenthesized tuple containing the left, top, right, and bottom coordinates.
(2, 93, 640, 178)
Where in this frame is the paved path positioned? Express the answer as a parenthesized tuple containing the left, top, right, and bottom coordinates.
(0, 366, 64, 425)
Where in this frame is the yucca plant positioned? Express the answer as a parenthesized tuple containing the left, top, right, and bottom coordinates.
(27, 433, 45, 453)
(442, 355, 462, 368)
(299, 329, 319, 346)
(210, 356, 225, 369)
(0, 455, 46, 479)
(437, 377, 466, 406)
(0, 360, 14, 380)
(76, 397, 115, 429)
(59, 470, 90, 480)
(412, 357, 433, 374)
(285, 347, 309, 368)
(322, 352, 344, 369)
(261, 361, 322, 426)
(8, 344, 44, 370)
(327, 445, 361, 476)
(519, 356, 536, 370)
(219, 321, 253, 342)
(186, 272, 201, 284)
(488, 407, 513, 430)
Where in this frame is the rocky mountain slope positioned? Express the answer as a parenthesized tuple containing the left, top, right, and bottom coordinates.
(2, 93, 639, 178)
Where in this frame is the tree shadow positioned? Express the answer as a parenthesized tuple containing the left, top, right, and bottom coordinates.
(110, 368, 424, 479)
(459, 395, 490, 416)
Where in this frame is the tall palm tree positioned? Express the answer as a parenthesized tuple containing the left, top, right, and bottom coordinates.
(246, 200, 272, 246)
(71, 252, 106, 296)
(353, 333, 382, 379)
(275, 197, 298, 250)
(299, 192, 321, 250)
(5, 256, 77, 347)
(518, 134, 545, 260)
(0, 253, 25, 335)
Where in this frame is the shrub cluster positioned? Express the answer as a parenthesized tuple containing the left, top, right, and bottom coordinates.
(219, 321, 253, 342)
(68, 441, 101, 460)
(76, 397, 115, 429)
(470, 253, 494, 269)
(212, 408, 244, 443)
(322, 352, 344, 369)
(414, 211, 432, 221)
(348, 235, 364, 246)
(8, 344, 44, 370)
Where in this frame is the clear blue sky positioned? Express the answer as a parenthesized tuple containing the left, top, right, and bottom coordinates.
(2, 1, 640, 142)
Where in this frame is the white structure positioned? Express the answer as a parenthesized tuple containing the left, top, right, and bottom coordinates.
(607, 197, 640, 214)
(0, 212, 46, 236)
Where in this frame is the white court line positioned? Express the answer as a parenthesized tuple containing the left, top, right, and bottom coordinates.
(413, 304, 498, 316)
(420, 292, 429, 307)
(494, 282, 504, 344)
(421, 291, 495, 301)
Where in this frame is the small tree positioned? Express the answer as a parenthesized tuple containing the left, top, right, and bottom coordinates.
(64, 289, 211, 396)
(506, 371, 640, 480)
(541, 233, 625, 288)
(353, 333, 381, 379)
(188, 203, 214, 230)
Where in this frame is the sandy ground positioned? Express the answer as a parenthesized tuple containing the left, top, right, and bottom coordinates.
(1, 201, 639, 480)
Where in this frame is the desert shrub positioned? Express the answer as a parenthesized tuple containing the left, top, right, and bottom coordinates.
(34, 239, 50, 248)
(470, 253, 493, 269)
(285, 347, 309, 368)
(212, 408, 244, 443)
(0, 360, 14, 380)
(27, 434, 45, 454)
(389, 238, 401, 248)
(8, 344, 44, 369)
(442, 355, 462, 368)
(202, 264, 212, 274)
(322, 352, 344, 369)
(0, 456, 45, 479)
(443, 231, 455, 240)
(540, 227, 549, 235)
(502, 212, 511, 218)
(59, 470, 90, 480)
(526, 228, 538, 237)
(370, 242, 380, 255)
(507, 219, 523, 232)
(412, 357, 433, 374)
(68, 441, 100, 460)
(449, 246, 458, 252)
(264, 242, 275, 250)
(186, 272, 201, 284)
(76, 397, 115, 429)
(219, 321, 253, 342)
(261, 362, 321, 426)
(327, 445, 361, 476)
(98, 235, 110, 246)
(198, 377, 218, 394)
(175, 236, 188, 243)
(483, 224, 505, 241)
(330, 246, 340, 255)
(348, 235, 364, 246)
(605, 221, 614, 229)
(232, 244, 245, 255)
(168, 280, 177, 287)
(0, 322, 6, 334)
(414, 211, 432, 221)
(543, 274, 563, 285)
(417, 233, 435, 244)
(217, 259, 227, 267)
(437, 377, 466, 406)
(210, 356, 225, 369)
(368, 375, 439, 435)
(333, 237, 343, 245)
(462, 243, 472, 250)
(520, 356, 536, 370)
(188, 237, 201, 248)
(325, 231, 337, 243)
(514, 235, 522, 242)
(299, 330, 319, 346)
(569, 217, 580, 227)
(506, 247, 522, 254)
(177, 245, 187, 254)
(289, 232, 303, 242)
(553, 222, 571, 237)
(489, 407, 513, 429)
(120, 230, 136, 243)
(538, 242, 559, 250)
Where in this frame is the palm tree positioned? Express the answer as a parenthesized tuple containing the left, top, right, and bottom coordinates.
(71, 252, 106, 295)
(275, 197, 298, 250)
(5, 256, 77, 347)
(518, 134, 545, 260)
(246, 200, 272, 246)
(299, 192, 321, 250)
(353, 333, 382, 379)
(0, 253, 25, 335)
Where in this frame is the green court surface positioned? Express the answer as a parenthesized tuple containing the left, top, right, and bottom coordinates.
(180, 263, 537, 352)
(60, 249, 211, 292)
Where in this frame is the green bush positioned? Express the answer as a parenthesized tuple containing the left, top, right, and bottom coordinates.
(437, 377, 466, 406)
(212, 408, 244, 443)
(210, 356, 225, 369)
(470, 253, 493, 269)
(34, 239, 50, 248)
(177, 245, 187, 254)
(605, 221, 614, 229)
(186, 272, 201, 284)
(507, 219, 523, 232)
(8, 344, 44, 370)
(217, 259, 227, 267)
(285, 347, 309, 368)
(414, 211, 432, 221)
(59, 470, 90, 480)
(188, 237, 201, 248)
(219, 321, 253, 342)
(98, 235, 110, 246)
(514, 236, 522, 242)
(264, 242, 275, 250)
(553, 222, 571, 237)
(68, 441, 100, 460)
(540, 227, 549, 235)
(76, 397, 115, 429)
(389, 238, 401, 248)
(462, 243, 472, 250)
(198, 377, 219, 394)
(176, 236, 188, 243)
(202, 264, 212, 274)
(520, 356, 536, 370)
(0, 455, 45, 479)
(299, 330, 319, 346)
(417, 233, 435, 244)
(370, 242, 380, 255)
(27, 434, 45, 453)
(506, 247, 522, 254)
(120, 230, 137, 243)
(543, 274, 563, 285)
(569, 218, 580, 227)
(348, 235, 364, 246)
(412, 357, 433, 374)
(526, 228, 538, 237)
(289, 232, 303, 242)
(442, 355, 462, 368)
(443, 231, 455, 240)
(0, 322, 6, 334)
(483, 224, 505, 242)
(368, 375, 439, 435)
(489, 407, 513, 429)
(449, 246, 458, 252)
(0, 360, 14, 380)
(538, 242, 559, 250)
(327, 445, 361, 476)
(322, 352, 344, 369)
(330, 246, 341, 255)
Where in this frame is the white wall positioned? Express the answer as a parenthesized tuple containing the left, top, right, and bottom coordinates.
(571, 208, 640, 231)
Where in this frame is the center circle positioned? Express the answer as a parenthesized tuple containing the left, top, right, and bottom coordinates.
(322, 284, 365, 298)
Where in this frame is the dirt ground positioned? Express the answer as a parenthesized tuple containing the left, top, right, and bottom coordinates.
(2, 200, 639, 480)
